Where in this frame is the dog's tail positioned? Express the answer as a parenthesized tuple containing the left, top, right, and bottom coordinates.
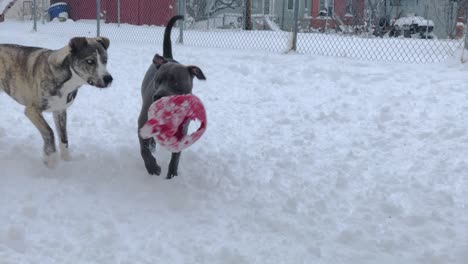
(163, 15, 184, 60)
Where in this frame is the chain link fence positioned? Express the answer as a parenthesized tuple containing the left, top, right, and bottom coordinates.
(3, 0, 468, 62)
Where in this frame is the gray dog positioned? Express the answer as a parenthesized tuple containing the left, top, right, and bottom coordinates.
(0, 37, 113, 168)
(138, 15, 206, 179)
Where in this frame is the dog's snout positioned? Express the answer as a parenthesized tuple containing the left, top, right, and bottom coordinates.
(103, 75, 113, 85)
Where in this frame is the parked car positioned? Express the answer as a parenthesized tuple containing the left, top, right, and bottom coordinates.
(390, 16, 435, 39)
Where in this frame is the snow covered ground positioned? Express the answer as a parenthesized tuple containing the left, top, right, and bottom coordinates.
(1, 21, 468, 264)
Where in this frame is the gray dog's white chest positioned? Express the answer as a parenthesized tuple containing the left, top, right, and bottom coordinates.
(43, 73, 83, 112)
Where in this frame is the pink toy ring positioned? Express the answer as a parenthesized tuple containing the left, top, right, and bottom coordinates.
(139, 94, 207, 152)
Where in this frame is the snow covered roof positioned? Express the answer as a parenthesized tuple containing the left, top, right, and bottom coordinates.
(394, 16, 435, 27)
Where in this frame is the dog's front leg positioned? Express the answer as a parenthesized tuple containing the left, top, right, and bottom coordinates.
(138, 101, 162, 176)
(25, 107, 58, 168)
(53, 110, 71, 161)
(167, 152, 181, 179)
(166, 121, 190, 179)
(139, 136, 161, 175)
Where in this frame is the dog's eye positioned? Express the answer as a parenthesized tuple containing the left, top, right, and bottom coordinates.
(86, 59, 95, 65)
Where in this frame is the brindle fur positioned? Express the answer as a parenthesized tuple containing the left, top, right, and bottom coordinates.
(0, 37, 113, 168)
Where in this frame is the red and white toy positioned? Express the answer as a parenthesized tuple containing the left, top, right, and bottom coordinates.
(139, 94, 207, 152)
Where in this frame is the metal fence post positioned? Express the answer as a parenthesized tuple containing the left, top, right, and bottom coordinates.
(463, 11, 468, 63)
(465, 12, 468, 50)
(33, 0, 37, 31)
(118, 0, 121, 27)
(425, 3, 429, 40)
(325, 0, 329, 33)
(42, 0, 45, 24)
(281, 0, 285, 29)
(96, 0, 101, 37)
(291, 0, 299, 51)
(242, 0, 246, 30)
(245, 0, 251, 30)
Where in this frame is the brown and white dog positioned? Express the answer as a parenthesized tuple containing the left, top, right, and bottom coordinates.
(0, 37, 113, 168)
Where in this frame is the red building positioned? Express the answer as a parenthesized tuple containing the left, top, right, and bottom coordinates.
(309, 0, 365, 31)
(63, 0, 175, 26)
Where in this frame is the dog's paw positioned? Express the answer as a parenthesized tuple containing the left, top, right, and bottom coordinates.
(43, 152, 59, 169)
(166, 169, 178, 179)
(60, 144, 72, 161)
(144, 158, 161, 175)
(146, 163, 162, 175)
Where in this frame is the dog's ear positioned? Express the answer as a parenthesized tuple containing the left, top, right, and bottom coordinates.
(187, 66, 206, 80)
(69, 37, 88, 53)
(153, 54, 167, 68)
(96, 37, 110, 50)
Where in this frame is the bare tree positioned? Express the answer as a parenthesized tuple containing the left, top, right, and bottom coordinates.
(186, 0, 243, 21)
(186, 0, 208, 21)
(366, 0, 386, 35)
(208, 0, 242, 16)
(366, 0, 379, 20)
(346, 0, 366, 34)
